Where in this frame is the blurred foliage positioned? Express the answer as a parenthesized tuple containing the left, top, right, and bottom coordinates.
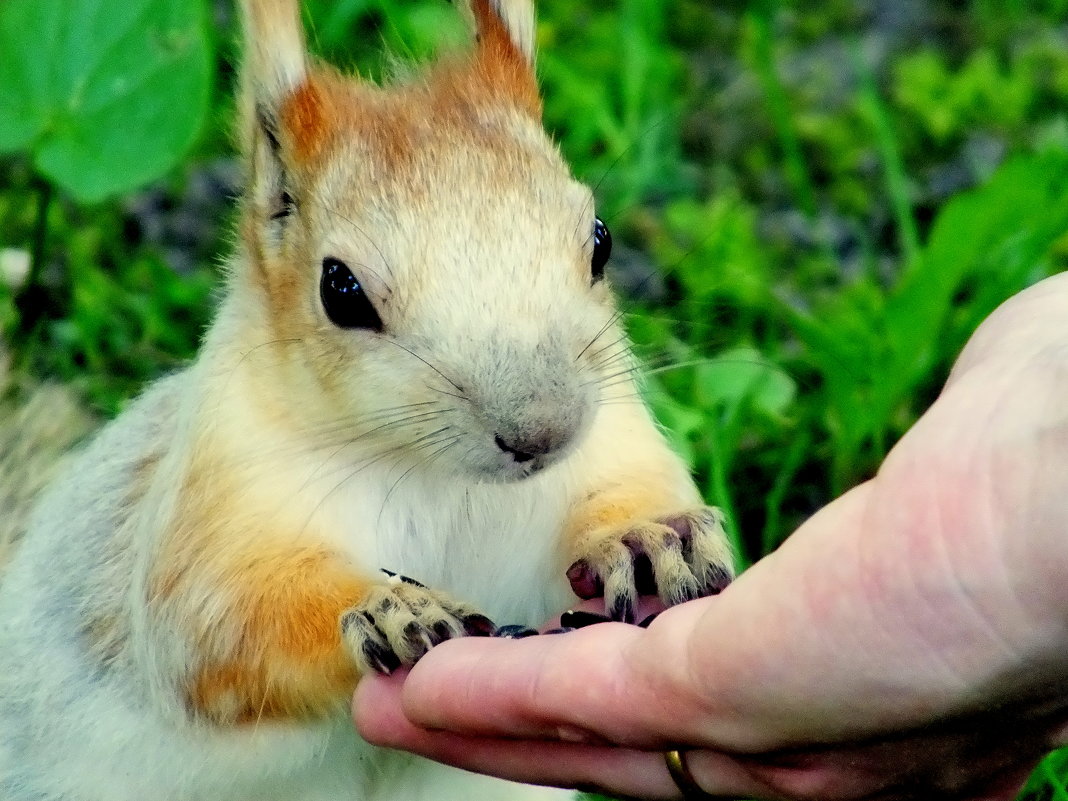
(0, 0, 212, 202)
(2, 0, 1068, 798)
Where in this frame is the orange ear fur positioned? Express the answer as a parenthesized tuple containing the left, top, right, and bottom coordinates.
(469, 0, 541, 117)
(280, 77, 332, 166)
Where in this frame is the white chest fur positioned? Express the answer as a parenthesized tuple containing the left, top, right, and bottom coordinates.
(324, 461, 577, 626)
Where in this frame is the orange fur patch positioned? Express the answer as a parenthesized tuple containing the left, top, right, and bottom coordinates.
(150, 451, 372, 725)
(182, 546, 370, 724)
(469, 0, 541, 117)
(189, 553, 366, 722)
(281, 78, 332, 165)
(564, 481, 684, 558)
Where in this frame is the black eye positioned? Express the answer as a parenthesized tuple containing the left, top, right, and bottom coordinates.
(320, 258, 383, 331)
(591, 217, 612, 282)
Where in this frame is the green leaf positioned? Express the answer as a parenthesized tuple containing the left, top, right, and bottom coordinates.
(0, 0, 211, 202)
(693, 346, 797, 420)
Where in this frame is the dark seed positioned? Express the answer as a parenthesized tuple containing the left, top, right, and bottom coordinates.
(493, 624, 539, 639)
(560, 610, 611, 629)
(380, 568, 428, 589)
(462, 614, 496, 637)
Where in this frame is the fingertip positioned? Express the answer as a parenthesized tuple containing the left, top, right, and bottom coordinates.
(397, 636, 511, 724)
(351, 669, 410, 745)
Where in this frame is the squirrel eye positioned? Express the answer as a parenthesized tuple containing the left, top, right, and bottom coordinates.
(591, 218, 612, 282)
(320, 258, 383, 331)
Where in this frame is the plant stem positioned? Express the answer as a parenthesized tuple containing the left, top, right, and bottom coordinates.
(707, 411, 750, 571)
(28, 178, 53, 292)
(746, 7, 818, 219)
(12, 177, 55, 343)
(761, 429, 810, 554)
(854, 43, 922, 271)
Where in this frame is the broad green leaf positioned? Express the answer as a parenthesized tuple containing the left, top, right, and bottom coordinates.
(0, 0, 210, 202)
(694, 346, 797, 420)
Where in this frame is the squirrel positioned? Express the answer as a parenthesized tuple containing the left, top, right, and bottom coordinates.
(0, 1, 735, 799)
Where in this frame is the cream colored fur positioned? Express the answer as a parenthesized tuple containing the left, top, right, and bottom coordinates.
(0, 352, 93, 569)
(0, 2, 732, 799)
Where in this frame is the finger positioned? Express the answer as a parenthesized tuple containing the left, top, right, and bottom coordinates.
(354, 672, 672, 798)
(355, 676, 1041, 801)
(354, 679, 791, 800)
(371, 606, 714, 747)
(719, 733, 1043, 801)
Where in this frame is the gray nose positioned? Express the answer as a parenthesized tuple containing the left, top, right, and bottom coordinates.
(493, 431, 561, 463)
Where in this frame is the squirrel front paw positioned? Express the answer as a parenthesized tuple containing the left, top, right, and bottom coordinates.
(567, 506, 734, 623)
(341, 571, 494, 675)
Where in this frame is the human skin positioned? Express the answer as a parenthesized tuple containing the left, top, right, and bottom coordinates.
(353, 272, 1068, 801)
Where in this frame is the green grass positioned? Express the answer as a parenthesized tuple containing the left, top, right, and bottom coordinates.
(3, 0, 1068, 798)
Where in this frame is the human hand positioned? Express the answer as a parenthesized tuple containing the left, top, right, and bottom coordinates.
(353, 273, 1068, 800)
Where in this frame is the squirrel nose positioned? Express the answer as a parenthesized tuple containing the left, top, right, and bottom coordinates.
(494, 433, 551, 463)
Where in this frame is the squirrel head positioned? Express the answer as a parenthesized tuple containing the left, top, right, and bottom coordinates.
(232, 0, 626, 483)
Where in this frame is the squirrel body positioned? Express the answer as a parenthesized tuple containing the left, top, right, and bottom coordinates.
(0, 1, 734, 798)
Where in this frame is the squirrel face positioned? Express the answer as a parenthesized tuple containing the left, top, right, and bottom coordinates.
(234, 0, 629, 483)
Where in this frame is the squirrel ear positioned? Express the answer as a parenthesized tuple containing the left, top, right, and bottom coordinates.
(238, 0, 308, 127)
(460, 0, 540, 116)
(465, 0, 537, 66)
(238, 0, 328, 242)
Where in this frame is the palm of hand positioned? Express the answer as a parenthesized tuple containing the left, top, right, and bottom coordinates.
(354, 274, 1068, 801)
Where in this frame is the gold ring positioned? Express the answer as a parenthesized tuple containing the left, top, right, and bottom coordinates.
(664, 748, 714, 799)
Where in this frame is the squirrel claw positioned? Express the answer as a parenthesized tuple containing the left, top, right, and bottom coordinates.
(568, 505, 734, 623)
(341, 580, 493, 675)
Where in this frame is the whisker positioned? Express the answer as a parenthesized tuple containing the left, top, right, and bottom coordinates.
(382, 338, 465, 393)
(588, 364, 644, 388)
(426, 384, 470, 403)
(575, 313, 621, 364)
(574, 112, 673, 238)
(302, 443, 409, 533)
(376, 434, 462, 522)
(301, 409, 452, 487)
(586, 333, 632, 366)
(305, 192, 396, 291)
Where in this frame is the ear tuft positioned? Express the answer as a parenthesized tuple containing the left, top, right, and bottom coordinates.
(465, 0, 536, 66)
(239, 0, 307, 102)
(238, 0, 317, 261)
(238, 0, 308, 152)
